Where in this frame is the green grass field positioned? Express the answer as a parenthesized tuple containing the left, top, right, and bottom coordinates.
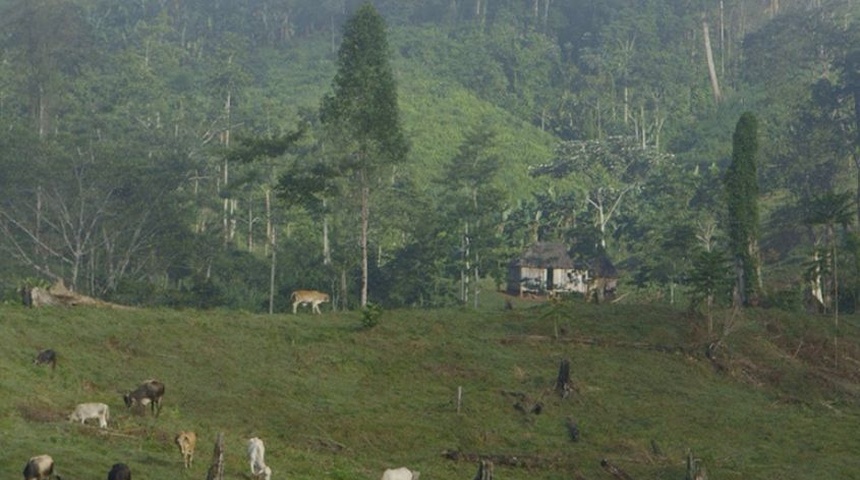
(2, 293, 859, 479)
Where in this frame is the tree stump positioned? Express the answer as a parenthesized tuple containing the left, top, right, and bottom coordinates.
(205, 432, 225, 480)
(472, 459, 494, 480)
(555, 358, 572, 398)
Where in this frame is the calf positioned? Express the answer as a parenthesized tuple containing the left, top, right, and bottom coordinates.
(123, 379, 165, 416)
(34, 349, 57, 370)
(23, 455, 58, 480)
(68, 402, 109, 429)
(247, 437, 272, 480)
(107, 463, 131, 480)
(381, 467, 420, 480)
(291, 289, 330, 314)
(175, 431, 197, 469)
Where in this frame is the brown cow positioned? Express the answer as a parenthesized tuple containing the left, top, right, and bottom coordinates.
(123, 379, 165, 416)
(175, 431, 197, 469)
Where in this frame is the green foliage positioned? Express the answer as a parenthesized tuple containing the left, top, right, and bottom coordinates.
(725, 112, 761, 305)
(320, 2, 408, 166)
(0, 0, 858, 311)
(688, 248, 733, 310)
(360, 302, 384, 329)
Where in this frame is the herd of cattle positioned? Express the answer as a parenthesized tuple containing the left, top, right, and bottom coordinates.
(24, 351, 285, 480)
(22, 308, 426, 480)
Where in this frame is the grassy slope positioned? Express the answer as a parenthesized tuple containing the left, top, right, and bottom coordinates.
(2, 293, 860, 479)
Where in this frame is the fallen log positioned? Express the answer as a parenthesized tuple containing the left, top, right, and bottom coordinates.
(600, 459, 635, 480)
(442, 449, 548, 469)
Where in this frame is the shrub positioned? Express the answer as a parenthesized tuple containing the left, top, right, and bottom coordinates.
(361, 302, 384, 329)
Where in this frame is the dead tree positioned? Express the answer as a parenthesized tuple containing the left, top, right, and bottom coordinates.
(555, 358, 572, 398)
(472, 459, 494, 480)
(205, 432, 225, 480)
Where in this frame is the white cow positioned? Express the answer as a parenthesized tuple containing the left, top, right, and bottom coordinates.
(381, 467, 420, 480)
(68, 402, 109, 428)
(247, 437, 272, 480)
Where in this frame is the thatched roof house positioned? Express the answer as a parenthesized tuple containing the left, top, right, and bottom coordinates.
(507, 242, 618, 299)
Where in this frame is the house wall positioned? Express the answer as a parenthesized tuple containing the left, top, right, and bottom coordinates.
(507, 267, 590, 296)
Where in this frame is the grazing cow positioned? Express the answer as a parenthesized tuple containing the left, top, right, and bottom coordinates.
(68, 402, 110, 428)
(123, 379, 165, 416)
(107, 463, 131, 480)
(247, 437, 272, 480)
(291, 289, 329, 314)
(34, 349, 57, 370)
(175, 431, 197, 469)
(381, 467, 420, 480)
(23, 455, 58, 480)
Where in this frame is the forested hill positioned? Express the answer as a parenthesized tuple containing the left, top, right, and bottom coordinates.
(1, 0, 859, 313)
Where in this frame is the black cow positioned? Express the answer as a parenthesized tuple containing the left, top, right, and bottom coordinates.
(107, 463, 131, 480)
(123, 379, 165, 416)
(34, 349, 57, 370)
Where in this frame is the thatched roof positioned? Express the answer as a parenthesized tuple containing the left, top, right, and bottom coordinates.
(586, 253, 619, 278)
(511, 243, 619, 278)
(510, 242, 578, 269)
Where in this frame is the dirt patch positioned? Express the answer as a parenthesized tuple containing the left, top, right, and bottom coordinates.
(18, 403, 64, 423)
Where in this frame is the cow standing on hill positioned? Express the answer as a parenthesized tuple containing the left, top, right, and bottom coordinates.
(247, 437, 272, 480)
(291, 289, 330, 314)
(107, 463, 131, 480)
(123, 379, 165, 416)
(23, 455, 59, 480)
(69, 402, 110, 428)
(381, 467, 420, 480)
(34, 349, 57, 370)
(175, 431, 197, 469)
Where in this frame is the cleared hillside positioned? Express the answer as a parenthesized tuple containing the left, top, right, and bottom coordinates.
(2, 295, 859, 479)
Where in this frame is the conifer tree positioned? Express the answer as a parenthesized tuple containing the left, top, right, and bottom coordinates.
(320, 2, 408, 307)
(725, 112, 760, 307)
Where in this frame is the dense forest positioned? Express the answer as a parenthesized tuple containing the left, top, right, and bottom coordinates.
(1, 0, 859, 314)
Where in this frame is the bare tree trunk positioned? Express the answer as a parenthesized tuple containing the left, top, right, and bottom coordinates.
(719, 0, 725, 76)
(247, 203, 254, 250)
(473, 252, 479, 309)
(323, 198, 331, 265)
(269, 229, 276, 315)
(340, 267, 348, 311)
(542, 0, 550, 29)
(703, 19, 722, 103)
(222, 89, 232, 245)
(360, 173, 369, 307)
(265, 188, 272, 255)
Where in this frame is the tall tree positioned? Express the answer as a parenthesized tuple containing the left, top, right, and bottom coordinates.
(725, 112, 760, 307)
(320, 2, 408, 307)
(530, 136, 671, 253)
(440, 123, 505, 307)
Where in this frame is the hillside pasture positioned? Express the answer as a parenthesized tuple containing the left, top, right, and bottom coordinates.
(2, 297, 859, 479)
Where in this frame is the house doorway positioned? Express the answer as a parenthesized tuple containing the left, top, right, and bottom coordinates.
(546, 268, 555, 292)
